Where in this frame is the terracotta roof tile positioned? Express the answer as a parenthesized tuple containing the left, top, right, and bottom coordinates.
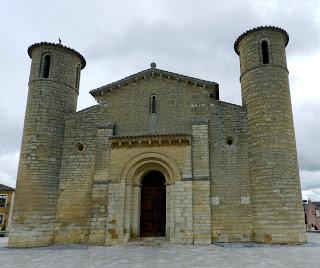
(0, 183, 15, 192)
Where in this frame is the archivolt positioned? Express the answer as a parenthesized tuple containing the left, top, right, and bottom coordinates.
(120, 152, 182, 185)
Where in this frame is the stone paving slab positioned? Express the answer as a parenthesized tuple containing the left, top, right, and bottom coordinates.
(1, 233, 320, 268)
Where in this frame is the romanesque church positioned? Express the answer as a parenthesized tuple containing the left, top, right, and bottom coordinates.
(9, 26, 306, 247)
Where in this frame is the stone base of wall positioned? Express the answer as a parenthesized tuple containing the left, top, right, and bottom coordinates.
(8, 234, 53, 248)
(253, 231, 307, 244)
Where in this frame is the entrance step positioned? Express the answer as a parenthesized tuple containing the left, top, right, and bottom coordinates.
(128, 237, 169, 246)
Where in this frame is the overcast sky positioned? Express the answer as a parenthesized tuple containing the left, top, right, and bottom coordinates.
(1, 0, 320, 200)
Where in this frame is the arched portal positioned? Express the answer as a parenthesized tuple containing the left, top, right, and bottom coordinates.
(140, 171, 166, 237)
(119, 152, 182, 242)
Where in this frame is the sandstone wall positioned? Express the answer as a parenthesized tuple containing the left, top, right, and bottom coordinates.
(9, 44, 83, 247)
(236, 27, 306, 243)
(209, 101, 252, 242)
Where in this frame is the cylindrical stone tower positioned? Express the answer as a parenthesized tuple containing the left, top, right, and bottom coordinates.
(9, 42, 85, 247)
(234, 26, 306, 243)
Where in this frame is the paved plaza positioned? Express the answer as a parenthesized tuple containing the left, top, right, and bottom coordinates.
(0, 232, 319, 268)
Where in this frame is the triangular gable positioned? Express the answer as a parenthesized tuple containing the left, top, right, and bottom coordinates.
(90, 63, 219, 98)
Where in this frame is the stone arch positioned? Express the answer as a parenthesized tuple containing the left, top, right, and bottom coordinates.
(120, 152, 181, 241)
(259, 38, 271, 65)
(121, 152, 182, 185)
(40, 53, 52, 78)
(150, 95, 157, 113)
(75, 64, 80, 88)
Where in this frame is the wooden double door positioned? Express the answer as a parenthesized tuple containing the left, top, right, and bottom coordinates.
(140, 171, 166, 237)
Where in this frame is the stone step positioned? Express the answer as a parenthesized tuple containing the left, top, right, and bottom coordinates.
(128, 237, 169, 246)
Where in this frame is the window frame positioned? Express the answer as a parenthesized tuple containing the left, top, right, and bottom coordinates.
(0, 194, 8, 208)
(260, 39, 271, 65)
(40, 53, 52, 78)
(75, 65, 80, 88)
(151, 95, 157, 114)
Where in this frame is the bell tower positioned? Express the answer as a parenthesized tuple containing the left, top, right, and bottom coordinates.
(9, 42, 85, 247)
(235, 26, 306, 243)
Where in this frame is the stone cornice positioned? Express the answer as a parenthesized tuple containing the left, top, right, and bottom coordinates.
(110, 133, 191, 148)
(234, 26, 289, 55)
(90, 65, 219, 97)
(28, 42, 86, 69)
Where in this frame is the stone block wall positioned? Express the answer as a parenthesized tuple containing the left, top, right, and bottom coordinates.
(94, 76, 214, 137)
(209, 101, 252, 242)
(236, 27, 306, 243)
(88, 182, 108, 244)
(105, 182, 126, 245)
(171, 181, 193, 244)
(53, 106, 110, 244)
(192, 181, 211, 244)
(9, 43, 84, 247)
(191, 121, 212, 244)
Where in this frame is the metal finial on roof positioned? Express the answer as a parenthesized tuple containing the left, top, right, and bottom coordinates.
(59, 38, 62, 44)
(150, 62, 156, 69)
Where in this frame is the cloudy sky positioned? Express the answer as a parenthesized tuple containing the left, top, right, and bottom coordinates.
(1, 0, 320, 200)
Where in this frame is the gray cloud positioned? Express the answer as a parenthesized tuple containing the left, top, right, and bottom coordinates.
(0, 113, 23, 155)
(0, 151, 19, 188)
(302, 187, 320, 201)
(1, 0, 320, 199)
(301, 170, 320, 191)
(294, 101, 320, 172)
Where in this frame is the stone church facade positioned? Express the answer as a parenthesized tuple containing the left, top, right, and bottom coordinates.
(9, 26, 306, 247)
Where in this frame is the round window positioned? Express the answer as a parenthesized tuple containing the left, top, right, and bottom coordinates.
(226, 137, 233, 146)
(76, 143, 84, 151)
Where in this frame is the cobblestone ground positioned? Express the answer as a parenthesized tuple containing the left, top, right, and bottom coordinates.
(0, 233, 319, 268)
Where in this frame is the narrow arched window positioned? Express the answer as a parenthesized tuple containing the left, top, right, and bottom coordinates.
(151, 95, 156, 113)
(75, 65, 80, 88)
(261, 40, 269, 64)
(42, 55, 51, 78)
